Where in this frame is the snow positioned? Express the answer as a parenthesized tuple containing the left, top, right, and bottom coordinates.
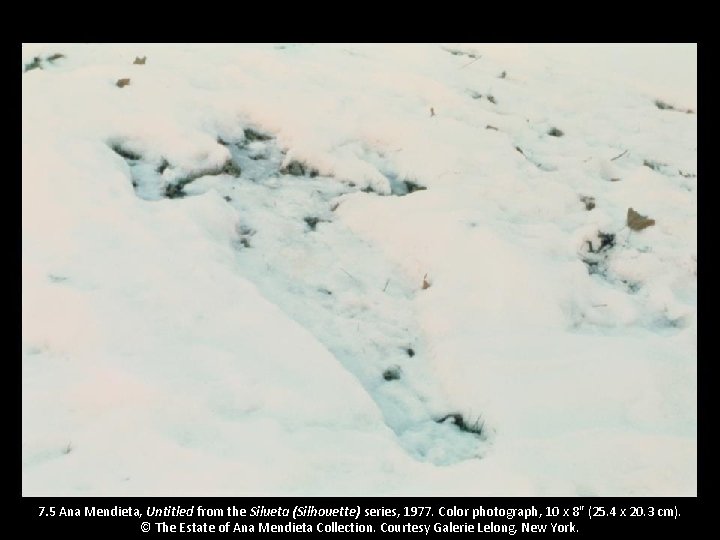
(22, 43, 696, 496)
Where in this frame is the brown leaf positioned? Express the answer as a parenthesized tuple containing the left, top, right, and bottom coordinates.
(116, 78, 131, 88)
(133, 56, 146, 65)
(627, 208, 655, 231)
(422, 273, 431, 290)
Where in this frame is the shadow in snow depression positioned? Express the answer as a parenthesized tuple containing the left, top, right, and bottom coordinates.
(110, 127, 489, 465)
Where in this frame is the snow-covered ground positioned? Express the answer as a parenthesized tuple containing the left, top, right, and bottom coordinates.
(22, 43, 696, 496)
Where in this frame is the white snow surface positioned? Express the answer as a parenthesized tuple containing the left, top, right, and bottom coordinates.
(22, 43, 696, 496)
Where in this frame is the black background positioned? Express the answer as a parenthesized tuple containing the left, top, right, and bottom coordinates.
(20, 497, 702, 536)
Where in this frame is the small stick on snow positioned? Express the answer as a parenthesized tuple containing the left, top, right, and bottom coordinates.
(340, 267, 361, 284)
(382, 278, 390, 292)
(611, 149, 628, 161)
(460, 57, 479, 69)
